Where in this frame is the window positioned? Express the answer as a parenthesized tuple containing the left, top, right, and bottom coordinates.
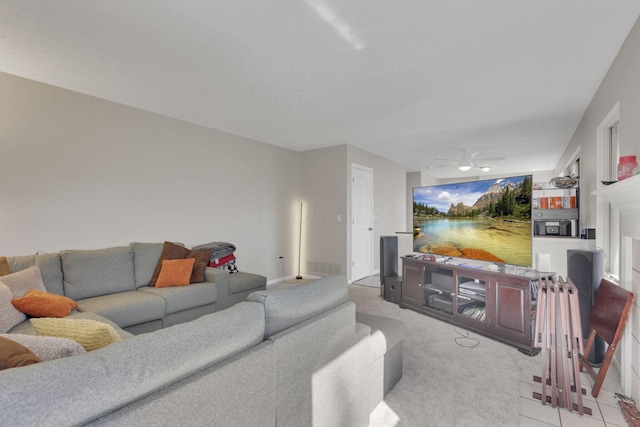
(608, 119, 621, 278)
(595, 103, 620, 277)
(609, 119, 620, 181)
(566, 158, 579, 179)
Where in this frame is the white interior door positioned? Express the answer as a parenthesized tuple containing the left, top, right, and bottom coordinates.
(351, 164, 373, 281)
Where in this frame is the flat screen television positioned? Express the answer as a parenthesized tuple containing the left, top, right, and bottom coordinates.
(413, 175, 533, 267)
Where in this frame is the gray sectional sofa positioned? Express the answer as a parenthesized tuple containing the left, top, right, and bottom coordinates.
(4, 242, 267, 335)
(1, 275, 405, 426)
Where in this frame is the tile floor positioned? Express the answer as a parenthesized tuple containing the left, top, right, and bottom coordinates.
(518, 370, 630, 426)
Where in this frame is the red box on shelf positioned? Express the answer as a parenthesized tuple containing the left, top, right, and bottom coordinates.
(549, 197, 563, 209)
(539, 197, 549, 209)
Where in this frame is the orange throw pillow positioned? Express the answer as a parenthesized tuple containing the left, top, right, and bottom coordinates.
(155, 258, 195, 288)
(148, 242, 213, 286)
(11, 290, 78, 318)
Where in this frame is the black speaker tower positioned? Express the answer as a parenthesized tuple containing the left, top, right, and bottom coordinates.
(380, 236, 402, 303)
(567, 249, 605, 365)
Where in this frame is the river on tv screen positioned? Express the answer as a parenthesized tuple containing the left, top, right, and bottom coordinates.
(413, 176, 532, 266)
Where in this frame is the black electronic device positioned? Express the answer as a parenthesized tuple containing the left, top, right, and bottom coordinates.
(380, 236, 401, 303)
(567, 249, 605, 365)
(429, 272, 454, 293)
(427, 293, 453, 314)
(383, 277, 402, 304)
(581, 228, 596, 240)
(534, 220, 572, 236)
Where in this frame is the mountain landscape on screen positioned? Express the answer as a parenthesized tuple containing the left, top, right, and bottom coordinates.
(413, 175, 532, 266)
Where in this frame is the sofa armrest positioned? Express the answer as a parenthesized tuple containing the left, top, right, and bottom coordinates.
(205, 267, 229, 310)
(247, 275, 348, 338)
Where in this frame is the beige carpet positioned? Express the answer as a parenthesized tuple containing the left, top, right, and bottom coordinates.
(353, 274, 381, 288)
(272, 280, 623, 426)
(350, 283, 624, 427)
(350, 283, 534, 427)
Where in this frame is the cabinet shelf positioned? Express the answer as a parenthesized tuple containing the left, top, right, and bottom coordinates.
(400, 257, 538, 355)
(532, 187, 580, 237)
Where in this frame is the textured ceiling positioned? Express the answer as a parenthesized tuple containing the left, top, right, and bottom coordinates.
(2, 1, 639, 178)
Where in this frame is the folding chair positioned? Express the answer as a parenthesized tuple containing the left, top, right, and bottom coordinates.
(579, 278, 634, 398)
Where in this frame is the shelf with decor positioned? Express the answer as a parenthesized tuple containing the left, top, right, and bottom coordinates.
(532, 181, 579, 238)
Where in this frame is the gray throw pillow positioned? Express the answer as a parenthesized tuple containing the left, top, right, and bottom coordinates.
(0, 283, 26, 333)
(0, 265, 47, 298)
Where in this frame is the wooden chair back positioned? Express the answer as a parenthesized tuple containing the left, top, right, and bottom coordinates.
(580, 278, 634, 397)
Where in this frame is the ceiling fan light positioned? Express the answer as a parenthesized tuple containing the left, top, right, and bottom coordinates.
(479, 166, 492, 172)
(458, 165, 472, 171)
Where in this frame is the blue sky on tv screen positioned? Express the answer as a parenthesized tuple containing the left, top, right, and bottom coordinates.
(413, 176, 529, 214)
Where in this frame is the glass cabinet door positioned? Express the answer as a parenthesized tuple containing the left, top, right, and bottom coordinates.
(456, 272, 488, 325)
(423, 265, 455, 315)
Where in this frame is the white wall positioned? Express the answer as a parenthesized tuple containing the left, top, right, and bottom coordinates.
(298, 145, 407, 280)
(347, 145, 407, 275)
(555, 16, 640, 399)
(0, 72, 301, 281)
(557, 17, 640, 229)
(406, 171, 420, 233)
(299, 145, 348, 278)
(0, 73, 410, 283)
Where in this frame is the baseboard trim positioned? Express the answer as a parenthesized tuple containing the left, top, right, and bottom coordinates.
(267, 274, 321, 287)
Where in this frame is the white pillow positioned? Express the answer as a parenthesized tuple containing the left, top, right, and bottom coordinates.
(0, 266, 47, 299)
(0, 333, 86, 361)
(0, 283, 26, 333)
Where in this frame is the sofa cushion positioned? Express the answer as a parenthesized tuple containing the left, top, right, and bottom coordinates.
(61, 247, 136, 300)
(1, 334, 86, 361)
(0, 266, 47, 299)
(31, 318, 122, 351)
(355, 312, 405, 360)
(266, 302, 359, 426)
(0, 336, 41, 370)
(0, 283, 26, 333)
(155, 259, 195, 288)
(229, 271, 267, 295)
(5, 253, 64, 295)
(247, 275, 348, 338)
(130, 242, 165, 288)
(11, 290, 78, 318)
(138, 282, 218, 315)
(76, 291, 165, 328)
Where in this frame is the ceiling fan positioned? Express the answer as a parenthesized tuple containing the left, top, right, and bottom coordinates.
(432, 148, 505, 172)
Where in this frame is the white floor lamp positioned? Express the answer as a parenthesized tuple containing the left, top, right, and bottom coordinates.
(296, 202, 303, 280)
